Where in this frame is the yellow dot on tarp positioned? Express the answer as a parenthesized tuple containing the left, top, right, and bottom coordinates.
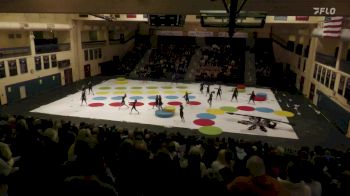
(115, 86, 127, 90)
(274, 110, 295, 117)
(113, 91, 126, 95)
(206, 108, 225, 115)
(146, 90, 159, 95)
(96, 91, 109, 95)
(115, 80, 128, 84)
(130, 90, 143, 95)
(178, 90, 192, 94)
(116, 77, 126, 81)
(163, 90, 176, 95)
(161, 86, 173, 89)
(146, 86, 158, 89)
(164, 106, 176, 113)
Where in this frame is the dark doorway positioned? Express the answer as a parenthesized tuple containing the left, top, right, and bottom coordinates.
(64, 68, 73, 85)
(84, 64, 91, 78)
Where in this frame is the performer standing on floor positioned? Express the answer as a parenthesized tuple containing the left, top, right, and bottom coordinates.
(130, 99, 140, 114)
(215, 85, 222, 100)
(231, 87, 238, 101)
(87, 80, 94, 95)
(208, 92, 214, 107)
(120, 94, 129, 109)
(248, 90, 256, 104)
(81, 89, 87, 106)
(184, 91, 190, 104)
(200, 82, 204, 94)
(153, 95, 158, 109)
(206, 84, 211, 96)
(180, 103, 185, 122)
(158, 95, 163, 110)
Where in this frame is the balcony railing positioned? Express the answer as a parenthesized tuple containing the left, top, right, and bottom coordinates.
(82, 40, 107, 49)
(0, 46, 31, 59)
(315, 52, 336, 67)
(35, 43, 71, 54)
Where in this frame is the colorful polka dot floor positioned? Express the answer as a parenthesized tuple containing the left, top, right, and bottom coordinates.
(31, 78, 298, 139)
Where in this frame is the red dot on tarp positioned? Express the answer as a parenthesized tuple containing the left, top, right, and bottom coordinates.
(128, 102, 144, 106)
(254, 96, 267, 101)
(148, 102, 156, 106)
(193, 119, 215, 126)
(168, 101, 182, 106)
(188, 101, 201, 105)
(88, 103, 104, 107)
(237, 106, 255, 111)
(109, 102, 123, 107)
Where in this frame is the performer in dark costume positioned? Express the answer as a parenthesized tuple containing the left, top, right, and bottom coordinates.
(200, 82, 204, 94)
(248, 90, 256, 104)
(206, 84, 211, 96)
(130, 99, 140, 114)
(120, 94, 129, 109)
(215, 85, 222, 100)
(231, 87, 238, 101)
(179, 104, 185, 122)
(158, 95, 163, 110)
(81, 84, 87, 94)
(81, 89, 87, 106)
(87, 81, 94, 95)
(184, 91, 190, 104)
(208, 92, 214, 107)
(153, 95, 158, 109)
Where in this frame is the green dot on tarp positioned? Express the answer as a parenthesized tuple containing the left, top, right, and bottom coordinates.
(198, 126, 223, 136)
(220, 106, 238, 113)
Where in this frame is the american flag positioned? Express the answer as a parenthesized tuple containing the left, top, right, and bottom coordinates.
(322, 16, 343, 38)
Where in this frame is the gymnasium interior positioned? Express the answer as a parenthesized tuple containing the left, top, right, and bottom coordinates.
(0, 0, 350, 195)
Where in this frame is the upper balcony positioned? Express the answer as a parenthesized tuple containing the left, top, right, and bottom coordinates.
(315, 52, 337, 68)
(35, 43, 71, 54)
(0, 46, 31, 59)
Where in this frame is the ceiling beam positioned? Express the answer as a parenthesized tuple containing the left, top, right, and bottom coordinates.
(0, 0, 349, 16)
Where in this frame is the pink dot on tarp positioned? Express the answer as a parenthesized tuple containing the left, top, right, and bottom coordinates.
(168, 101, 182, 106)
(88, 103, 104, 107)
(237, 106, 255, 111)
(193, 119, 215, 126)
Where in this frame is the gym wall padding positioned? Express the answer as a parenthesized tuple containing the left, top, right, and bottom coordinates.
(317, 90, 350, 133)
(6, 73, 61, 103)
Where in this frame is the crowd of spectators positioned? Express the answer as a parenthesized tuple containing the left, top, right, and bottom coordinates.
(138, 43, 196, 80)
(0, 114, 350, 196)
(195, 44, 244, 83)
(116, 36, 150, 75)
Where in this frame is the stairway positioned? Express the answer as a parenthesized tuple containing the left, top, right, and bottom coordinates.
(129, 49, 152, 78)
(245, 51, 256, 86)
(184, 48, 202, 81)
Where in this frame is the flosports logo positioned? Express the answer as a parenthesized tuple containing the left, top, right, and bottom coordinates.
(313, 7, 336, 15)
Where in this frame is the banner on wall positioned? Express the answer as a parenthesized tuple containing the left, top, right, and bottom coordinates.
(187, 31, 214, 37)
(19, 58, 28, 74)
(274, 16, 288, 21)
(35, 56, 42, 71)
(217, 31, 248, 38)
(51, 54, 57, 67)
(156, 30, 184, 36)
(296, 16, 309, 21)
(43, 56, 50, 69)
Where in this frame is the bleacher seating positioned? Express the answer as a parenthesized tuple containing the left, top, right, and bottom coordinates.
(1, 114, 350, 196)
(195, 37, 245, 84)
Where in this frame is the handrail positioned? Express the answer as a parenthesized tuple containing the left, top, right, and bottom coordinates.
(270, 33, 288, 50)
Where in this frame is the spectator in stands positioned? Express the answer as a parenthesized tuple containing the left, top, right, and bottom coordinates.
(278, 161, 311, 196)
(227, 155, 288, 196)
